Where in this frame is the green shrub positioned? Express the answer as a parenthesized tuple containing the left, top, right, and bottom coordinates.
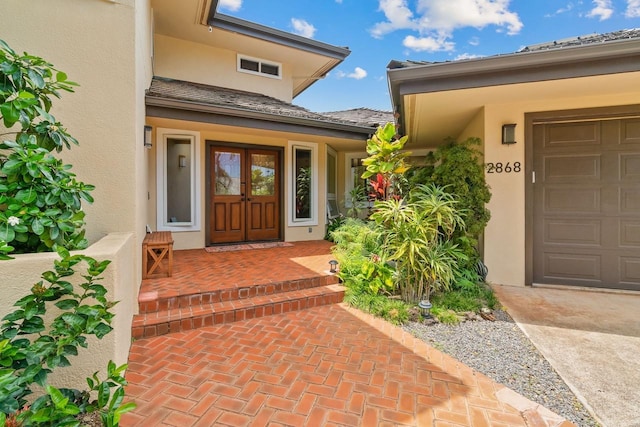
(371, 184, 466, 303)
(0, 249, 136, 425)
(0, 39, 94, 256)
(407, 137, 491, 276)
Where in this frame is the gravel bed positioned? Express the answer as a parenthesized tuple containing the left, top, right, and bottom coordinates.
(403, 310, 599, 427)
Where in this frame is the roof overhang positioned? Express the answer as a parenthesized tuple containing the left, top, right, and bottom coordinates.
(146, 95, 374, 141)
(388, 38, 640, 147)
(151, 0, 349, 98)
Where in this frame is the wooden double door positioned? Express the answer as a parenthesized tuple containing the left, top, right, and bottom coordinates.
(209, 146, 281, 244)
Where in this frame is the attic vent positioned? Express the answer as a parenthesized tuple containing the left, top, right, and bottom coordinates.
(237, 55, 281, 79)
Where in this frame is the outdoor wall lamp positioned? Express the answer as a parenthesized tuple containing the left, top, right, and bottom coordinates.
(329, 260, 338, 273)
(144, 125, 153, 149)
(502, 124, 517, 145)
(418, 300, 432, 318)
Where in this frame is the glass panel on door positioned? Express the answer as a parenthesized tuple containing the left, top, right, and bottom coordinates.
(250, 153, 276, 196)
(214, 152, 241, 195)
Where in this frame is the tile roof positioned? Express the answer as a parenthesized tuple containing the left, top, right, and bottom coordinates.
(147, 77, 374, 129)
(519, 28, 640, 52)
(320, 108, 395, 128)
(388, 28, 640, 69)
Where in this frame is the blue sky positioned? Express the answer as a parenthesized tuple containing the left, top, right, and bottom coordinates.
(218, 0, 640, 113)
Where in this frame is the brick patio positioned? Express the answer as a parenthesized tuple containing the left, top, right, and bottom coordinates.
(122, 241, 574, 426)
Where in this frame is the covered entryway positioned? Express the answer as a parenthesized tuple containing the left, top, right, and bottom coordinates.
(209, 144, 281, 244)
(532, 112, 640, 290)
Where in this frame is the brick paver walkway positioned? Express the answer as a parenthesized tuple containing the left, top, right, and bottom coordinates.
(122, 303, 573, 426)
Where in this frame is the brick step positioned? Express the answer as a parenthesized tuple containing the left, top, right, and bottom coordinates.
(132, 284, 345, 339)
(138, 274, 340, 314)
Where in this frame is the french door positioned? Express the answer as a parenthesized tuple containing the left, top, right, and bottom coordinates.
(209, 146, 281, 244)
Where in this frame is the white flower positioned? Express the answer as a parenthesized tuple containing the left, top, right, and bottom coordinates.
(7, 216, 20, 226)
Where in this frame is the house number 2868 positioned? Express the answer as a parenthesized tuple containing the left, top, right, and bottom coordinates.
(485, 162, 521, 173)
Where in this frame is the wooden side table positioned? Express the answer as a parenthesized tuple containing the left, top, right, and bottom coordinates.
(142, 231, 174, 279)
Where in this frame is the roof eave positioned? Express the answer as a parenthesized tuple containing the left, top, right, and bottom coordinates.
(387, 37, 640, 132)
(145, 95, 374, 137)
(207, 12, 350, 60)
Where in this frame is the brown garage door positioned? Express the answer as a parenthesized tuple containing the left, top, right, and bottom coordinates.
(533, 117, 640, 290)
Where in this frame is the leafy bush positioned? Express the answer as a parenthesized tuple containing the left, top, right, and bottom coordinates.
(407, 137, 491, 275)
(0, 249, 135, 425)
(370, 184, 467, 303)
(0, 39, 94, 255)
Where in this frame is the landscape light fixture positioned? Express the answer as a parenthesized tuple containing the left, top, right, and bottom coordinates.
(502, 123, 517, 145)
(329, 260, 338, 274)
(418, 300, 432, 318)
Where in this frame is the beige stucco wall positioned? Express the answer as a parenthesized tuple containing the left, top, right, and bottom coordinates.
(1, 0, 153, 286)
(482, 90, 640, 287)
(0, 233, 135, 392)
(145, 118, 341, 248)
(154, 34, 293, 102)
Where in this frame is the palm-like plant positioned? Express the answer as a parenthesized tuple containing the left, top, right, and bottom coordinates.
(371, 184, 467, 303)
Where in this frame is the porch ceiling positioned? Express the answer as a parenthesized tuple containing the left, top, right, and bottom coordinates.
(402, 71, 640, 148)
(150, 0, 348, 98)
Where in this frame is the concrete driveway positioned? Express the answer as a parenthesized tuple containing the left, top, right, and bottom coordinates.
(492, 285, 640, 427)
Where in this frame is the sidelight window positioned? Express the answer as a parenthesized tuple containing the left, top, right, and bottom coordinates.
(289, 142, 317, 226)
(156, 129, 200, 231)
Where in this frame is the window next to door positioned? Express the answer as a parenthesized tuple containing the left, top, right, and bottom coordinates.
(156, 128, 201, 232)
(288, 141, 318, 226)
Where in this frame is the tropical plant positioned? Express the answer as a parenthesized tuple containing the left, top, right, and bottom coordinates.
(370, 184, 467, 303)
(0, 248, 136, 425)
(407, 137, 491, 274)
(0, 39, 94, 255)
(361, 122, 411, 201)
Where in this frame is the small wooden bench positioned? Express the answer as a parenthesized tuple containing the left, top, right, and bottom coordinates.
(142, 231, 174, 279)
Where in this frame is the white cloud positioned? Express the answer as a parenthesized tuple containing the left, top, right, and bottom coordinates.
(336, 0, 343, 3)
(218, 0, 242, 12)
(455, 53, 485, 60)
(403, 35, 455, 52)
(291, 18, 316, 38)
(348, 67, 368, 79)
(371, 0, 419, 38)
(545, 2, 575, 17)
(626, 0, 640, 17)
(336, 67, 368, 80)
(370, 0, 523, 52)
(587, 0, 614, 20)
(468, 36, 480, 46)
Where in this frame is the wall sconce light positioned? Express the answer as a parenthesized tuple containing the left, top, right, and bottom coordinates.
(144, 125, 152, 149)
(502, 124, 517, 145)
(178, 155, 187, 168)
(329, 260, 338, 274)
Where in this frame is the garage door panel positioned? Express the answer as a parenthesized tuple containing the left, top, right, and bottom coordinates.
(620, 221, 640, 247)
(544, 253, 601, 282)
(619, 188, 640, 213)
(544, 154, 600, 182)
(545, 219, 601, 245)
(619, 257, 640, 287)
(546, 122, 599, 148)
(621, 119, 640, 144)
(544, 187, 600, 213)
(619, 153, 640, 180)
